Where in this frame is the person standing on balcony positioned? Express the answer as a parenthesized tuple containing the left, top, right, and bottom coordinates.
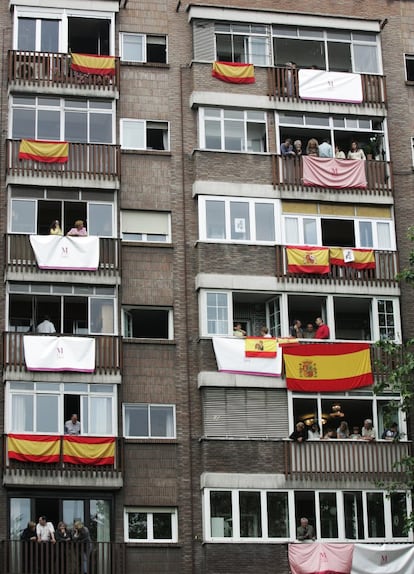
(382, 422, 400, 441)
(290, 422, 308, 442)
(297, 517, 316, 541)
(293, 140, 303, 157)
(65, 414, 81, 435)
(347, 141, 366, 160)
(233, 323, 246, 338)
(49, 220, 63, 235)
(335, 145, 346, 159)
(318, 138, 333, 158)
(259, 326, 272, 338)
(36, 315, 56, 334)
(303, 323, 315, 339)
(281, 137, 295, 157)
(67, 220, 87, 236)
(306, 138, 319, 156)
(361, 419, 376, 441)
(72, 521, 92, 574)
(290, 319, 303, 338)
(314, 317, 330, 339)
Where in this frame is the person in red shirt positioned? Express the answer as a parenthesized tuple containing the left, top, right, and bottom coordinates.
(314, 317, 330, 339)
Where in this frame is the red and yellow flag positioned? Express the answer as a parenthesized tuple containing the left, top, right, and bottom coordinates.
(287, 246, 330, 274)
(71, 53, 116, 76)
(245, 337, 277, 358)
(212, 61, 255, 84)
(19, 140, 68, 164)
(63, 436, 115, 466)
(8, 434, 60, 463)
(330, 247, 376, 269)
(283, 342, 373, 392)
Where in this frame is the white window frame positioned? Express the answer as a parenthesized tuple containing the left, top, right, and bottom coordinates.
(119, 32, 168, 64)
(404, 54, 414, 82)
(122, 306, 174, 339)
(199, 290, 232, 337)
(124, 508, 178, 542)
(120, 210, 171, 243)
(214, 23, 270, 66)
(120, 119, 170, 151)
(123, 404, 176, 439)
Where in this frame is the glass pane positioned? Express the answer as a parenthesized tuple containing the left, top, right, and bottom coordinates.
(90, 298, 114, 334)
(122, 120, 145, 149)
(216, 34, 233, 62)
(204, 120, 221, 150)
(128, 513, 147, 539)
(285, 217, 299, 243)
(354, 44, 378, 74)
(303, 218, 317, 244)
(377, 222, 391, 249)
(12, 109, 35, 139)
(206, 292, 228, 335)
(239, 492, 261, 537)
(36, 395, 59, 432)
(255, 203, 275, 242)
(232, 35, 246, 63)
(63, 500, 84, 529)
(267, 492, 288, 537)
(11, 200, 36, 233)
(224, 119, 243, 151)
(367, 493, 385, 537)
(10, 498, 31, 539)
(38, 110, 60, 140)
(274, 38, 325, 69)
(90, 113, 112, 144)
(123, 34, 144, 61)
(250, 37, 268, 66)
(344, 492, 364, 539)
(206, 201, 225, 239)
(18, 19, 36, 51)
(65, 112, 87, 143)
(125, 405, 148, 436)
(230, 202, 250, 240)
(90, 500, 111, 542)
(153, 513, 172, 539)
(391, 493, 407, 537)
(41, 20, 59, 52)
(210, 491, 232, 537)
(247, 122, 266, 152)
(11, 395, 33, 432)
(359, 221, 373, 247)
(150, 406, 174, 437)
(328, 42, 352, 72)
(319, 493, 338, 538)
(88, 204, 113, 237)
(89, 397, 112, 434)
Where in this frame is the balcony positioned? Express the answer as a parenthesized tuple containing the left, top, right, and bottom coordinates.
(284, 439, 411, 481)
(6, 234, 119, 280)
(8, 50, 120, 94)
(0, 540, 126, 574)
(6, 140, 120, 184)
(3, 333, 121, 376)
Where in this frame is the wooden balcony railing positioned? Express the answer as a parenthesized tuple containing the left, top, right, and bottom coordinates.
(271, 155, 392, 195)
(8, 50, 120, 92)
(0, 540, 126, 574)
(285, 439, 411, 481)
(267, 67, 387, 106)
(6, 234, 119, 277)
(275, 245, 399, 287)
(3, 332, 121, 375)
(6, 140, 120, 181)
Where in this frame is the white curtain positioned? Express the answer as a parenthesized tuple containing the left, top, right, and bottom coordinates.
(11, 395, 33, 432)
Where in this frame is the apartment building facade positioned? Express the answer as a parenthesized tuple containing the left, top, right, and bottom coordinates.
(0, 0, 413, 573)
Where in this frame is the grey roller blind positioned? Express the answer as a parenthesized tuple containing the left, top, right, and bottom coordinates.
(193, 20, 215, 62)
(121, 211, 169, 234)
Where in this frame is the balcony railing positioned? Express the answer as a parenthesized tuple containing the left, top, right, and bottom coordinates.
(267, 67, 387, 106)
(0, 540, 126, 574)
(3, 332, 121, 375)
(275, 245, 399, 287)
(8, 50, 120, 92)
(6, 140, 120, 182)
(271, 155, 392, 195)
(285, 439, 411, 481)
(6, 234, 119, 277)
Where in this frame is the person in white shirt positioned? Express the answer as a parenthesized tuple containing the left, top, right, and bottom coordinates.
(65, 413, 81, 435)
(36, 316, 56, 334)
(319, 139, 333, 158)
(36, 516, 56, 543)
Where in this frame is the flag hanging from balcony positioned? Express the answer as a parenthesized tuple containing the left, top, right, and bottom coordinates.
(287, 246, 330, 274)
(212, 61, 255, 84)
(245, 337, 277, 358)
(18, 140, 68, 164)
(213, 337, 283, 377)
(351, 543, 414, 574)
(30, 236, 100, 271)
(289, 542, 354, 574)
(283, 342, 373, 392)
(71, 53, 116, 76)
(23, 336, 95, 372)
(63, 436, 115, 465)
(329, 247, 376, 269)
(8, 434, 60, 463)
(302, 156, 367, 189)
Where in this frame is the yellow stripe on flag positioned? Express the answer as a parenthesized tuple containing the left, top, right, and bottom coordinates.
(19, 140, 68, 164)
(63, 437, 115, 465)
(287, 246, 330, 274)
(71, 53, 116, 76)
(8, 434, 60, 463)
(245, 337, 277, 358)
(329, 247, 375, 269)
(212, 61, 255, 84)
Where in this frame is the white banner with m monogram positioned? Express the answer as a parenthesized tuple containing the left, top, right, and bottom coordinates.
(23, 336, 95, 372)
(29, 235, 99, 271)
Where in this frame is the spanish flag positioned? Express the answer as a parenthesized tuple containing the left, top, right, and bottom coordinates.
(63, 436, 115, 466)
(245, 337, 277, 358)
(71, 53, 116, 76)
(283, 342, 373, 392)
(19, 140, 69, 164)
(287, 246, 330, 274)
(212, 61, 255, 84)
(8, 434, 60, 463)
(330, 247, 376, 269)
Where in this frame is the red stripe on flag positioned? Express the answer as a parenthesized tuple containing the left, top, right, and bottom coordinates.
(286, 372, 373, 392)
(284, 342, 369, 356)
(63, 455, 114, 466)
(8, 451, 60, 463)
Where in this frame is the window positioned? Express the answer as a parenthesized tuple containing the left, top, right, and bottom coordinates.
(199, 197, 277, 243)
(122, 307, 173, 339)
(120, 119, 169, 151)
(215, 23, 269, 66)
(125, 508, 178, 542)
(377, 299, 396, 340)
(17, 17, 59, 52)
(405, 54, 414, 82)
(120, 33, 167, 64)
(123, 404, 175, 438)
(199, 108, 267, 153)
(121, 211, 171, 242)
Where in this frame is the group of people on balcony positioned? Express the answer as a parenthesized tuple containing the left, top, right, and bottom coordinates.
(49, 219, 88, 236)
(232, 318, 330, 339)
(290, 419, 400, 442)
(280, 137, 366, 160)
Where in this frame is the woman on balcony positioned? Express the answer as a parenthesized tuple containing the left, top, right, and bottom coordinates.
(347, 141, 366, 160)
(67, 220, 87, 236)
(49, 220, 63, 235)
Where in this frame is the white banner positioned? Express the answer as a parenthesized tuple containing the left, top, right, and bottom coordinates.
(352, 544, 414, 574)
(24, 336, 95, 372)
(29, 235, 100, 271)
(212, 337, 282, 377)
(299, 69, 363, 103)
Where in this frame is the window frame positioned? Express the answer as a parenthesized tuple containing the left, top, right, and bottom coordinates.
(200, 290, 232, 337)
(120, 118, 170, 151)
(119, 32, 168, 64)
(122, 306, 174, 340)
(120, 210, 171, 243)
(404, 54, 414, 82)
(124, 507, 178, 543)
(123, 404, 176, 439)
(214, 23, 270, 66)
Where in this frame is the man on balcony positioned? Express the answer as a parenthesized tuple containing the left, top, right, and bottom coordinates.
(314, 317, 330, 339)
(297, 517, 316, 542)
(65, 413, 81, 435)
(36, 315, 56, 334)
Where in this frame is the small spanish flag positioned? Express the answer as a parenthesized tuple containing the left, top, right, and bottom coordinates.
(63, 436, 115, 466)
(283, 342, 373, 392)
(71, 53, 116, 76)
(19, 140, 69, 164)
(287, 246, 330, 274)
(8, 434, 60, 463)
(330, 247, 376, 270)
(212, 61, 255, 84)
(245, 337, 277, 358)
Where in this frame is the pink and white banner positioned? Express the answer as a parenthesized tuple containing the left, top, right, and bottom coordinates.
(212, 337, 282, 377)
(299, 69, 363, 103)
(29, 235, 100, 271)
(303, 156, 367, 189)
(23, 336, 95, 372)
(289, 542, 354, 574)
(351, 544, 414, 574)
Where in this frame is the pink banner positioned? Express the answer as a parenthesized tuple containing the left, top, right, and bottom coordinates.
(289, 542, 354, 574)
(303, 156, 367, 189)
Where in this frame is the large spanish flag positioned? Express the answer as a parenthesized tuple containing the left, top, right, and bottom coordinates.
(8, 434, 60, 463)
(245, 337, 277, 358)
(283, 342, 373, 392)
(329, 247, 376, 270)
(63, 436, 115, 466)
(287, 246, 330, 274)
(19, 140, 68, 163)
(71, 53, 116, 76)
(212, 61, 255, 84)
